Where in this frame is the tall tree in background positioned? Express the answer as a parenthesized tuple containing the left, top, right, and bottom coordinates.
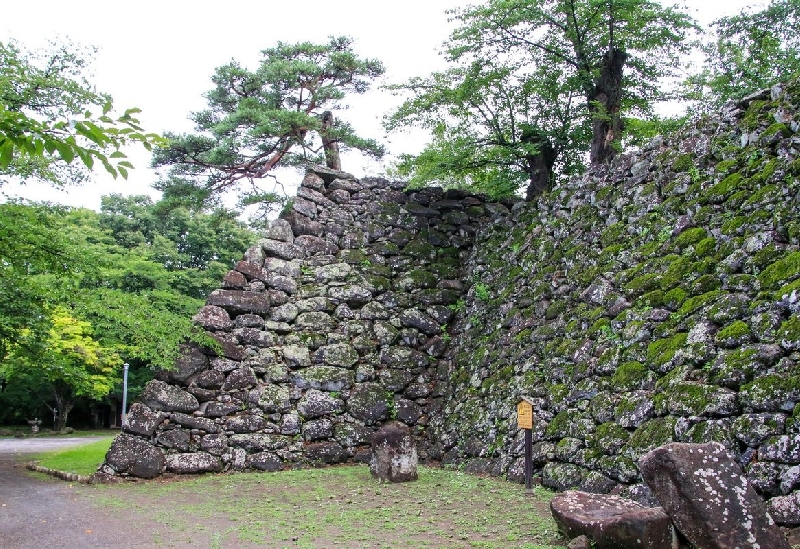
(388, 0, 696, 198)
(153, 36, 385, 216)
(0, 39, 163, 185)
(2, 309, 120, 431)
(688, 0, 800, 108)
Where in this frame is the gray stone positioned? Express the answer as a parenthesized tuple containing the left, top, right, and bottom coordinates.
(228, 434, 291, 452)
(370, 421, 418, 482)
(170, 412, 219, 433)
(550, 491, 676, 549)
(160, 345, 209, 384)
(141, 380, 199, 413)
(767, 491, 800, 526)
(292, 366, 353, 392)
(222, 366, 258, 391)
(192, 305, 233, 331)
(303, 418, 334, 441)
(348, 383, 390, 425)
(165, 452, 223, 474)
(639, 442, 789, 549)
(207, 289, 270, 315)
(105, 434, 165, 479)
(297, 389, 343, 418)
(247, 452, 284, 472)
(157, 428, 190, 451)
(200, 433, 228, 456)
(123, 403, 164, 436)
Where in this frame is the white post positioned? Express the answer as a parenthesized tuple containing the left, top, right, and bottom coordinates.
(121, 363, 129, 429)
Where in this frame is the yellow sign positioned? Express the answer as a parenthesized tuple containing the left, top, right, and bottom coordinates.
(517, 400, 533, 430)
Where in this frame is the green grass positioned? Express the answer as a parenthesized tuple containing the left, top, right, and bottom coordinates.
(78, 464, 565, 548)
(30, 437, 114, 475)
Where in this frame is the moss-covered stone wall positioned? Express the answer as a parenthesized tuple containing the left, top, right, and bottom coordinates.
(431, 80, 800, 525)
(104, 80, 800, 524)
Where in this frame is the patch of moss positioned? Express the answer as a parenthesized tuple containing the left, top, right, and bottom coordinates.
(647, 332, 688, 369)
(714, 159, 739, 175)
(777, 317, 800, 347)
(671, 153, 694, 172)
(705, 173, 746, 204)
(694, 237, 718, 258)
(721, 215, 749, 236)
(624, 273, 661, 298)
(674, 227, 707, 250)
(759, 252, 800, 290)
(611, 361, 648, 390)
(601, 222, 627, 249)
(660, 256, 694, 291)
(715, 320, 751, 345)
(625, 417, 677, 454)
(545, 301, 567, 320)
(663, 288, 688, 311)
(676, 290, 723, 317)
(689, 274, 721, 296)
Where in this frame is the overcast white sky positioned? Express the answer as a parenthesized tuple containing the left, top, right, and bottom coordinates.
(1, 0, 759, 211)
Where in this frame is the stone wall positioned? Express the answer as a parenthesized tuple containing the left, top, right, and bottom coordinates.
(104, 80, 800, 523)
(104, 167, 514, 476)
(428, 80, 800, 524)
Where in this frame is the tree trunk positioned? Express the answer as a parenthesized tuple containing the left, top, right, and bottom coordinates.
(52, 383, 74, 432)
(589, 48, 626, 166)
(522, 128, 557, 200)
(320, 111, 341, 170)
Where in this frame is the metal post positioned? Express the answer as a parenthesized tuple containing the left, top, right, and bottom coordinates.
(121, 363, 129, 429)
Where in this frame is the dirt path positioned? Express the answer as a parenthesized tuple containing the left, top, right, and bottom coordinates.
(0, 437, 159, 549)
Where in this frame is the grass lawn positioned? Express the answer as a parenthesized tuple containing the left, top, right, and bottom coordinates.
(29, 436, 115, 475)
(26, 437, 566, 547)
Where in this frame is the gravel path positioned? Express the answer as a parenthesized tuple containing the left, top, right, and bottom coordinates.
(0, 437, 156, 549)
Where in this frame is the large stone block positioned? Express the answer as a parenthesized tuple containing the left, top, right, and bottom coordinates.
(550, 491, 675, 549)
(165, 452, 223, 474)
(123, 403, 164, 437)
(141, 380, 199, 413)
(639, 442, 790, 549)
(105, 434, 164, 479)
(370, 421, 418, 482)
(207, 289, 270, 315)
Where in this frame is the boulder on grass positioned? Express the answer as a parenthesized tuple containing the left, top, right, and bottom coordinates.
(104, 434, 164, 479)
(369, 420, 418, 483)
(550, 491, 676, 549)
(639, 442, 790, 549)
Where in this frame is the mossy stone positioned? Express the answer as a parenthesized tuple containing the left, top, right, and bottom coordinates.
(646, 332, 688, 372)
(759, 252, 800, 290)
(623, 417, 677, 457)
(715, 320, 752, 348)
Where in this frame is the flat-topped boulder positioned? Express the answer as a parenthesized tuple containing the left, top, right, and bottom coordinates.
(550, 491, 676, 549)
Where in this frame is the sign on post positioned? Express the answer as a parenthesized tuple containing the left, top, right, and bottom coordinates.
(517, 399, 533, 429)
(518, 396, 535, 493)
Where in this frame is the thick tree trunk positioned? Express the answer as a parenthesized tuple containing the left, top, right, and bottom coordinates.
(320, 111, 341, 170)
(52, 384, 74, 432)
(522, 128, 557, 200)
(589, 48, 626, 166)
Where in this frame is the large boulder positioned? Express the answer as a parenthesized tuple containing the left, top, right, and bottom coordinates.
(550, 491, 676, 549)
(141, 380, 199, 413)
(370, 421, 418, 483)
(104, 434, 164, 479)
(165, 452, 223, 474)
(639, 442, 790, 549)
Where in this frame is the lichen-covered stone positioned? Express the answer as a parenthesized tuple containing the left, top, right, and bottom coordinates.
(296, 389, 343, 418)
(165, 452, 223, 474)
(141, 380, 199, 413)
(104, 434, 165, 479)
(640, 442, 790, 545)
